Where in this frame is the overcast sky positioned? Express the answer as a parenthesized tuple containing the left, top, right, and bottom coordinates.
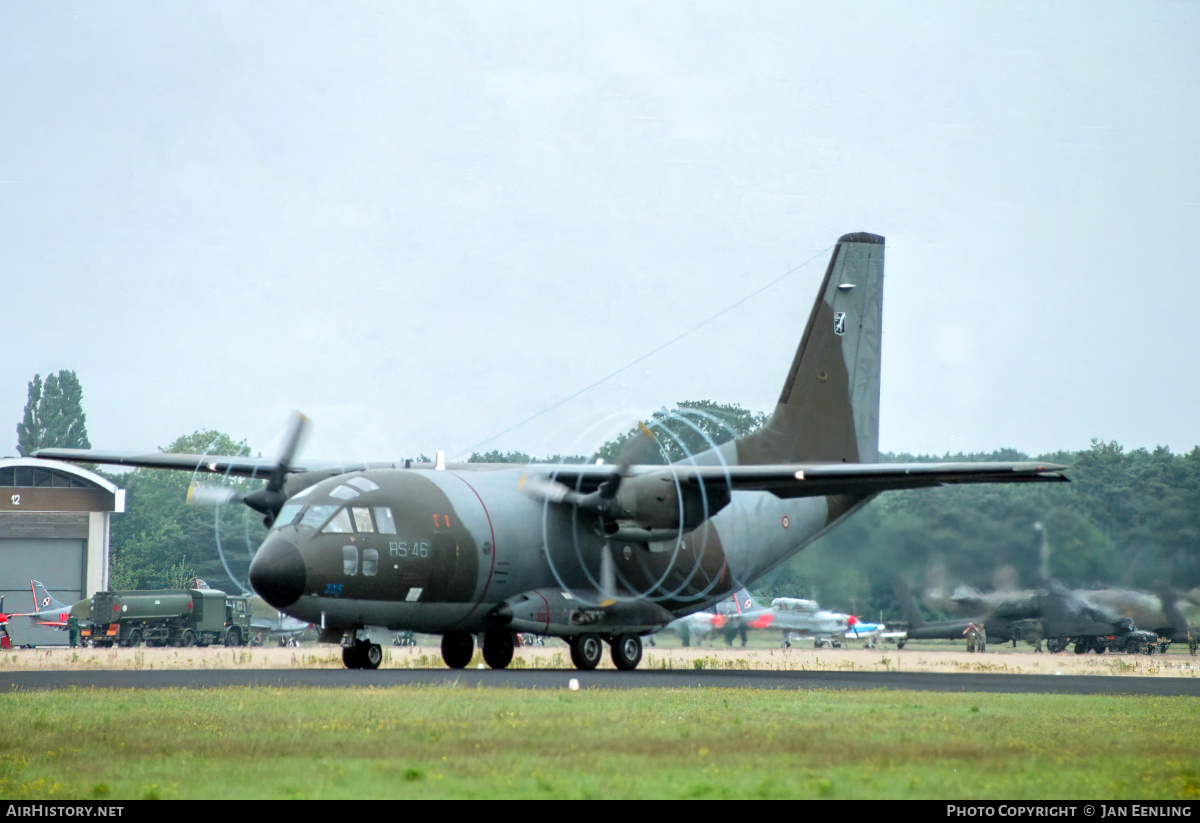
(3, 2, 1197, 466)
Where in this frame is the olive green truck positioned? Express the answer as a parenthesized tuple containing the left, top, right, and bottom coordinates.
(81, 588, 252, 648)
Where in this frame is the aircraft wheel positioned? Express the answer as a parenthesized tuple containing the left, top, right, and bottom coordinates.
(611, 634, 642, 671)
(569, 633, 603, 670)
(441, 631, 474, 669)
(182, 630, 196, 648)
(342, 643, 364, 669)
(482, 629, 515, 669)
(363, 643, 383, 670)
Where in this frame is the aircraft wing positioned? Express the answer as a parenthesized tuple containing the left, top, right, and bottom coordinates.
(34, 449, 285, 478)
(33, 449, 412, 480)
(537, 461, 1067, 499)
(37, 448, 1066, 497)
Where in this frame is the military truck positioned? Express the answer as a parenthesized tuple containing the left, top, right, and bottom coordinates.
(82, 588, 251, 648)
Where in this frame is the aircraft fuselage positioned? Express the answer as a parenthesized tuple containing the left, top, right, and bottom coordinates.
(249, 466, 859, 637)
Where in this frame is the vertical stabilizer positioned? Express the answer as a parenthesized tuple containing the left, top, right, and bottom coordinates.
(29, 580, 70, 614)
(737, 232, 884, 464)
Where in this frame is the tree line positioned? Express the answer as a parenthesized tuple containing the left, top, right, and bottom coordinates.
(13, 372, 1200, 616)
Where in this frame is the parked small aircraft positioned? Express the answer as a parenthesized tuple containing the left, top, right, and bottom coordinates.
(723, 594, 852, 647)
(661, 587, 756, 645)
(39, 232, 1068, 671)
(0, 580, 74, 648)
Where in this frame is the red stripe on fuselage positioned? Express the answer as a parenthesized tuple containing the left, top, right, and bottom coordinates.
(444, 472, 497, 627)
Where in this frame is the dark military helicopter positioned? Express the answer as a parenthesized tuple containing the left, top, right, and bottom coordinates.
(900, 579, 1185, 654)
(38, 232, 1068, 672)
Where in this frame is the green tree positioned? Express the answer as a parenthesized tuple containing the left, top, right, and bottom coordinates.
(108, 430, 266, 592)
(597, 400, 767, 464)
(15, 370, 91, 455)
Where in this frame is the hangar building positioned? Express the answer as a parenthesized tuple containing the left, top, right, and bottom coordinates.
(0, 458, 124, 611)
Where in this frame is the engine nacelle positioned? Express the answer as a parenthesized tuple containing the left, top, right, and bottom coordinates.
(613, 470, 732, 531)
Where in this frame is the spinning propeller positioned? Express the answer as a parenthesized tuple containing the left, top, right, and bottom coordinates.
(518, 422, 659, 521)
(520, 409, 742, 609)
(186, 412, 310, 528)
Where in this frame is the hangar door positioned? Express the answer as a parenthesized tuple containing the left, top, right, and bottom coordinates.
(0, 538, 85, 611)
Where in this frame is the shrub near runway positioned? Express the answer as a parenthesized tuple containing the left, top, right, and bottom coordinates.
(1, 686, 1198, 800)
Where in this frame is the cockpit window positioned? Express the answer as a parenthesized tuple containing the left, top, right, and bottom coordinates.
(275, 503, 304, 529)
(352, 507, 374, 532)
(329, 484, 360, 501)
(374, 507, 397, 535)
(300, 505, 338, 530)
(347, 476, 380, 492)
(322, 508, 354, 534)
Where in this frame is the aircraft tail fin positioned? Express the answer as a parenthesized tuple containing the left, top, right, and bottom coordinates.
(30, 580, 70, 614)
(736, 232, 884, 465)
(730, 587, 761, 615)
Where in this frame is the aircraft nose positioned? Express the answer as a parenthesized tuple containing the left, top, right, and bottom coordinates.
(250, 535, 307, 610)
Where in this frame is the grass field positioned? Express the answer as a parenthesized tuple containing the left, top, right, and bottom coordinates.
(2, 685, 1198, 800)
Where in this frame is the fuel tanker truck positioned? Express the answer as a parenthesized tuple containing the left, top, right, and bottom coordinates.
(82, 588, 252, 648)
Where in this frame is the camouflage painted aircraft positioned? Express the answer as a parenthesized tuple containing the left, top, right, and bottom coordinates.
(904, 579, 1188, 654)
(38, 232, 1068, 671)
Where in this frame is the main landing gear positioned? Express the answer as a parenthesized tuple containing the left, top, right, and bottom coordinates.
(343, 638, 383, 670)
(436, 630, 648, 671)
(441, 630, 516, 669)
(439, 633, 518, 671)
(441, 631, 475, 669)
(568, 633, 644, 671)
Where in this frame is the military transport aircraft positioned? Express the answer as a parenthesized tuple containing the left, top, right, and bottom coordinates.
(37, 232, 1068, 672)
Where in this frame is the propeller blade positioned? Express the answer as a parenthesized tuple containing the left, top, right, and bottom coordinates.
(518, 474, 577, 505)
(599, 545, 616, 607)
(186, 482, 243, 506)
(269, 411, 310, 493)
(617, 422, 659, 473)
(518, 421, 659, 521)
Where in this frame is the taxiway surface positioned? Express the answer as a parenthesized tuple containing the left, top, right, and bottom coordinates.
(4, 668, 1198, 696)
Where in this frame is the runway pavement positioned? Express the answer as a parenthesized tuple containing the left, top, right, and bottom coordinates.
(4, 667, 1199, 696)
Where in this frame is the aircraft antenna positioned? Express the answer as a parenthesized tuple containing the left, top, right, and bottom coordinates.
(458, 244, 835, 458)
